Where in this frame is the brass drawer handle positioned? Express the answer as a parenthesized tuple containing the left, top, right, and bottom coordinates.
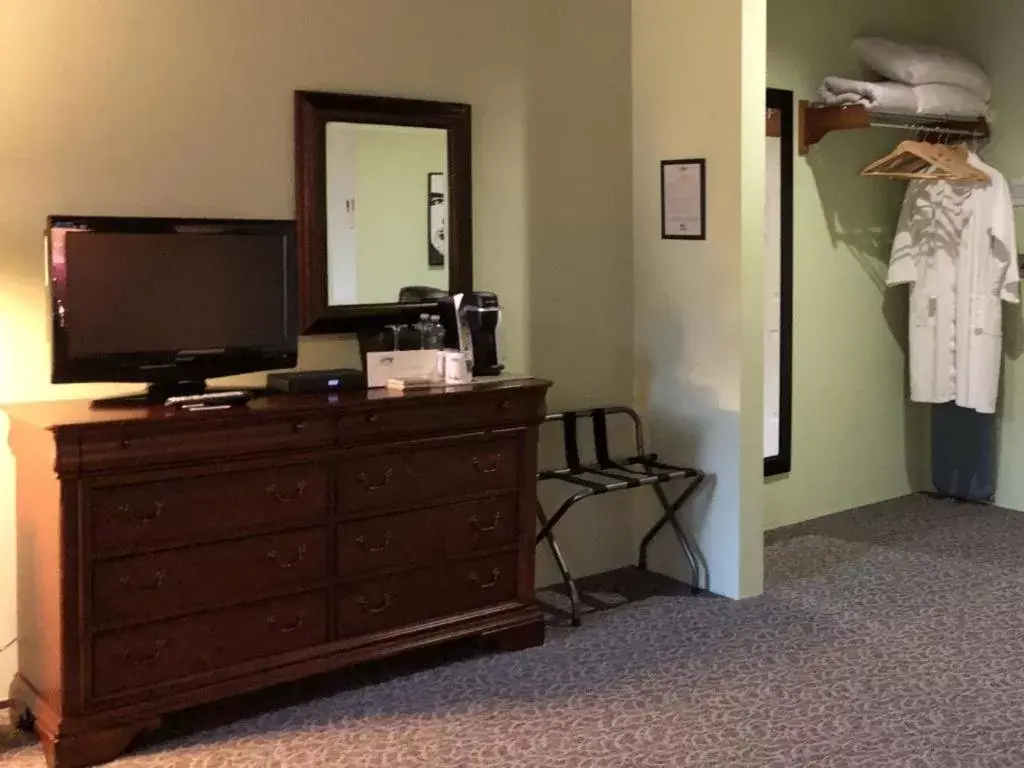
(498, 399, 512, 411)
(118, 568, 167, 592)
(267, 479, 307, 503)
(356, 531, 392, 554)
(123, 638, 167, 666)
(265, 544, 308, 569)
(120, 436, 133, 450)
(357, 592, 394, 615)
(366, 412, 380, 423)
(267, 609, 307, 634)
(119, 500, 165, 524)
(469, 568, 501, 589)
(472, 455, 503, 474)
(357, 467, 393, 491)
(292, 420, 307, 433)
(469, 511, 502, 532)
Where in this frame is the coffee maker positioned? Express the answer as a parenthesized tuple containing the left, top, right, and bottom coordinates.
(395, 286, 504, 377)
(462, 291, 504, 376)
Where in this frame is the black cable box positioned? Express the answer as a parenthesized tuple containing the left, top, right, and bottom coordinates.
(266, 369, 365, 394)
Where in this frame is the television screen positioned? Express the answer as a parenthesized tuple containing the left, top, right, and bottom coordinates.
(59, 232, 288, 357)
(47, 216, 298, 389)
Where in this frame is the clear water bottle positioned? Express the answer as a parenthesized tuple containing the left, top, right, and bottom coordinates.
(422, 315, 446, 350)
(414, 314, 430, 349)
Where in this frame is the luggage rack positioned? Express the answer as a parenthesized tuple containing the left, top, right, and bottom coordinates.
(536, 406, 708, 625)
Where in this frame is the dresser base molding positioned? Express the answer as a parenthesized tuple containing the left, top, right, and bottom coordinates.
(13, 607, 542, 767)
(43, 720, 161, 768)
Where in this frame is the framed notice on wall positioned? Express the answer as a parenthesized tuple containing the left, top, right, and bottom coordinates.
(660, 159, 706, 240)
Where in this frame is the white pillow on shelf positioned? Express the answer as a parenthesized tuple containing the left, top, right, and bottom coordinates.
(853, 37, 991, 102)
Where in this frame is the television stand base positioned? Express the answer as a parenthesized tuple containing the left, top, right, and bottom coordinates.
(90, 381, 210, 408)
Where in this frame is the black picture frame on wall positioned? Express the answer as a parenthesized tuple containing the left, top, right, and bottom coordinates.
(660, 158, 706, 240)
(765, 87, 794, 478)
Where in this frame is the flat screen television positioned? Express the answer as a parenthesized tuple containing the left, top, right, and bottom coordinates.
(47, 216, 298, 405)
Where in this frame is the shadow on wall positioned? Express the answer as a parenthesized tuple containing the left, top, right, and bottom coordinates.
(521, 21, 635, 585)
(633, 354, 722, 589)
(806, 131, 931, 492)
(999, 303, 1024, 430)
(0, 414, 18, 686)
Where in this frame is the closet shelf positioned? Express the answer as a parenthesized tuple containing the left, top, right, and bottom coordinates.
(798, 100, 990, 155)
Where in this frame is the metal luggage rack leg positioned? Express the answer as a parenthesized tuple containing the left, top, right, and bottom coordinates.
(535, 406, 708, 626)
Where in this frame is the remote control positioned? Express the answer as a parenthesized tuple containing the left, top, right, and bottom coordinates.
(165, 390, 253, 408)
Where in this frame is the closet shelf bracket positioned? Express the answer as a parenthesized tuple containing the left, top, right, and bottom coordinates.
(799, 100, 991, 155)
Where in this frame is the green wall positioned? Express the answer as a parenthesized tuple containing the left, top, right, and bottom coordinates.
(763, 0, 949, 529)
(942, 4, 1024, 511)
(354, 126, 448, 304)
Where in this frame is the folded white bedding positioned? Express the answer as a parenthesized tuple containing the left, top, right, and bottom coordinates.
(852, 37, 991, 102)
(818, 77, 917, 113)
(914, 84, 989, 119)
(818, 77, 989, 119)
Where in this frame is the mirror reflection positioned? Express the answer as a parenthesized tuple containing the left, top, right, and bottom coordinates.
(765, 108, 781, 463)
(325, 123, 449, 306)
(764, 88, 793, 477)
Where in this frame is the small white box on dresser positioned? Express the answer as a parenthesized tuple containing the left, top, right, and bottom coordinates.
(365, 350, 443, 389)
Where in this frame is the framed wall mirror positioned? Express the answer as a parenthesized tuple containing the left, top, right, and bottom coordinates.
(765, 87, 794, 477)
(294, 91, 472, 334)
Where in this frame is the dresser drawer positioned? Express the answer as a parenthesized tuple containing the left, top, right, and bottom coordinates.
(335, 551, 519, 639)
(445, 551, 519, 614)
(89, 464, 329, 555)
(335, 569, 438, 639)
(91, 591, 328, 699)
(337, 390, 544, 443)
(337, 438, 520, 516)
(336, 509, 435, 578)
(93, 527, 329, 626)
(439, 496, 519, 559)
(335, 496, 518, 578)
(80, 415, 334, 470)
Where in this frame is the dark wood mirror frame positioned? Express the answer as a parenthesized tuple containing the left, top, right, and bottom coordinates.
(294, 90, 473, 335)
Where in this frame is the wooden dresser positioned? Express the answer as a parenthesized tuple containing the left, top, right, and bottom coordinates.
(4, 378, 550, 768)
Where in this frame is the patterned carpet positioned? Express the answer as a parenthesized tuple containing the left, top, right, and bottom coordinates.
(7, 494, 1024, 766)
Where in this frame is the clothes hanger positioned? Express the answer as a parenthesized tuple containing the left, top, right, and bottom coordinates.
(927, 128, 991, 180)
(931, 136, 990, 181)
(861, 139, 962, 180)
(861, 128, 949, 179)
(861, 129, 988, 183)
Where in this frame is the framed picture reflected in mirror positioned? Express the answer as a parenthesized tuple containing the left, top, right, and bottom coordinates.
(428, 171, 447, 268)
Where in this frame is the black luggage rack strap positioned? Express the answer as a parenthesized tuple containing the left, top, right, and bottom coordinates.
(536, 406, 708, 626)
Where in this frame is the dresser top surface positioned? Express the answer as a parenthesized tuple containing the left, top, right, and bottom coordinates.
(3, 377, 551, 431)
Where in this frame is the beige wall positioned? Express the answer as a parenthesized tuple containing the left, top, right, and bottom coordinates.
(0, 0, 632, 687)
(762, 0, 952, 530)
(633, 0, 765, 599)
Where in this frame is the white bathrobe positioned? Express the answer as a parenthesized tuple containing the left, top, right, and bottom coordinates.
(886, 153, 1019, 414)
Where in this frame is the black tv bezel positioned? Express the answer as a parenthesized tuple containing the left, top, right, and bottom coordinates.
(47, 215, 299, 387)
